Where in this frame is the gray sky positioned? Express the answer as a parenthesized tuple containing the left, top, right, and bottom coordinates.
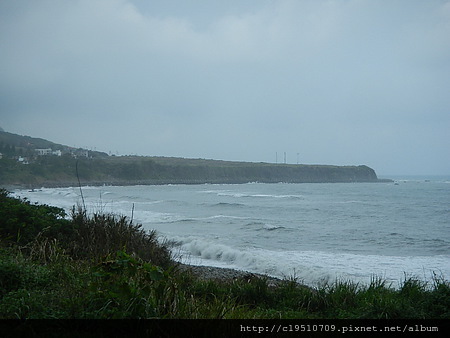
(1, 0, 449, 175)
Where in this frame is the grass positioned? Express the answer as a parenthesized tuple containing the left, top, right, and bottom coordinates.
(0, 189, 449, 319)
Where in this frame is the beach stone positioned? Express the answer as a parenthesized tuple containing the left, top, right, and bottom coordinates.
(177, 263, 289, 288)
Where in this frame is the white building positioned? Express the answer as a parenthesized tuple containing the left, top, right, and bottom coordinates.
(35, 148, 52, 156)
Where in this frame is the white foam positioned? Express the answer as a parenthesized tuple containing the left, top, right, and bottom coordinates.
(170, 236, 450, 287)
(134, 210, 182, 224)
(214, 192, 304, 199)
(262, 224, 284, 231)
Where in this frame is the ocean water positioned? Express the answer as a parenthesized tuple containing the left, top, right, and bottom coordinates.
(13, 178, 450, 287)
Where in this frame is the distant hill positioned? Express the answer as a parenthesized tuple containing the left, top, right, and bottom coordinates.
(0, 130, 386, 188)
(0, 130, 62, 150)
(0, 130, 108, 158)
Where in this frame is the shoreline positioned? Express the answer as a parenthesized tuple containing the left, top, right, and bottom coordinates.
(3, 178, 393, 191)
(177, 263, 309, 289)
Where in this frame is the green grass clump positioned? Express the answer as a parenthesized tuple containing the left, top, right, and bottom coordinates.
(68, 207, 172, 268)
(0, 189, 449, 319)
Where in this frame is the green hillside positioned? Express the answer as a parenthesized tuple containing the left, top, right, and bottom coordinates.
(0, 130, 384, 188)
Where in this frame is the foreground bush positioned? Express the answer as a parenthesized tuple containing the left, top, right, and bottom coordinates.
(0, 188, 69, 245)
(1, 242, 449, 319)
(0, 189, 172, 268)
(67, 207, 172, 268)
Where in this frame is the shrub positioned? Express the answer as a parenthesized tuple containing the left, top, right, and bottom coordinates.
(67, 207, 172, 268)
(0, 189, 69, 246)
(0, 190, 173, 268)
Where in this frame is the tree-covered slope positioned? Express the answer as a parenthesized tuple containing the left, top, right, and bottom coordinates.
(0, 131, 382, 187)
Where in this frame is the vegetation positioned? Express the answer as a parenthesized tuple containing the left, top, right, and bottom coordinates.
(0, 130, 382, 187)
(1, 155, 380, 187)
(0, 189, 448, 319)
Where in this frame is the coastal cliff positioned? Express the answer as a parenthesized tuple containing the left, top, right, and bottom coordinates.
(1, 155, 382, 188)
(0, 131, 385, 188)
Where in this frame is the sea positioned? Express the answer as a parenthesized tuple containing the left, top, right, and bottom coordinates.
(12, 176, 450, 288)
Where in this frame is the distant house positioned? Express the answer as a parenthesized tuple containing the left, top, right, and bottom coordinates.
(52, 150, 62, 156)
(35, 148, 52, 156)
(0, 152, 3, 159)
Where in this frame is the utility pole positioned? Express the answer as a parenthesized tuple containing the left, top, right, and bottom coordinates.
(276, 152, 278, 164)
(297, 153, 299, 164)
(284, 152, 286, 164)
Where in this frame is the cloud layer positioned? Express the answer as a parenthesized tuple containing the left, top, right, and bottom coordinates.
(1, 0, 449, 175)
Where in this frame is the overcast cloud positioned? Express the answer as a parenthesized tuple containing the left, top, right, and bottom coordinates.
(1, 0, 449, 175)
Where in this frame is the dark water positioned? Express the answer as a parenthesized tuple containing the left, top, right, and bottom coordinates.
(15, 177, 450, 287)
